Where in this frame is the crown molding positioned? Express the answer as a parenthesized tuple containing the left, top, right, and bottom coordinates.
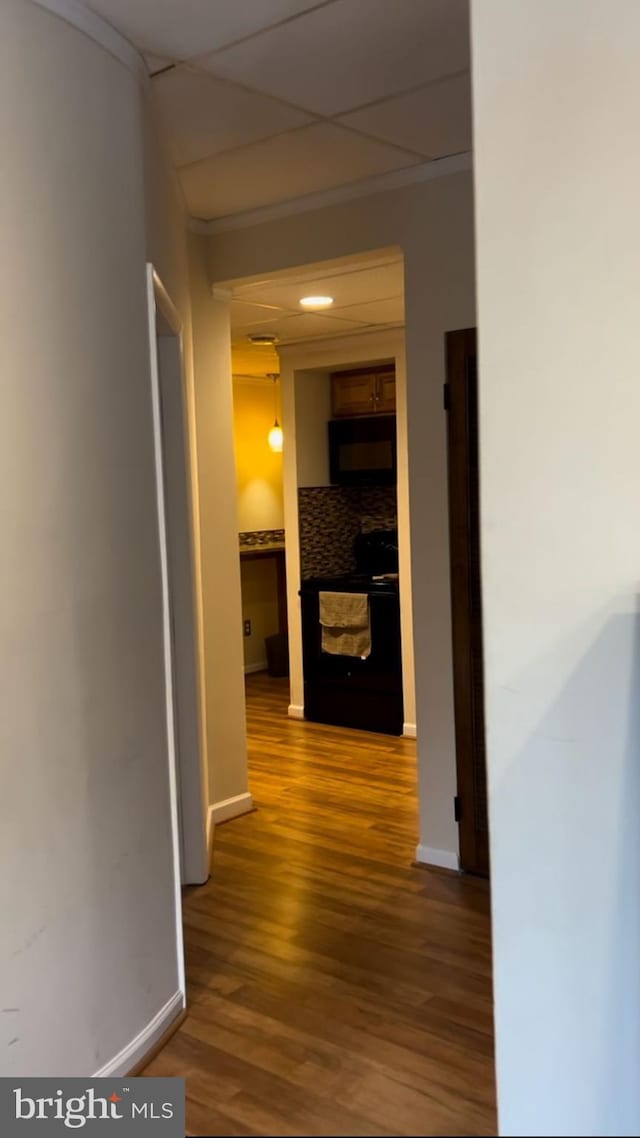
(30, 0, 147, 82)
(190, 151, 472, 237)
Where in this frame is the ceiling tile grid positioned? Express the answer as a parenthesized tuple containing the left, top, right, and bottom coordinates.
(230, 257, 405, 356)
(86, 0, 325, 60)
(197, 0, 469, 116)
(179, 121, 421, 219)
(86, 0, 471, 220)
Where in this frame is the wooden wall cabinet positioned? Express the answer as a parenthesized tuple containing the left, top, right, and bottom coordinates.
(331, 366, 396, 417)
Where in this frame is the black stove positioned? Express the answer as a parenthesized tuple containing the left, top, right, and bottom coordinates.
(299, 529, 403, 735)
(300, 529, 400, 596)
(300, 571, 399, 595)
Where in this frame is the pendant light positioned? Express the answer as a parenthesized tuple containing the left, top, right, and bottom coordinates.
(267, 373, 283, 453)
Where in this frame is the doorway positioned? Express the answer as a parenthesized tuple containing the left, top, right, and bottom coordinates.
(146, 266, 208, 889)
(445, 328, 489, 876)
(223, 252, 418, 862)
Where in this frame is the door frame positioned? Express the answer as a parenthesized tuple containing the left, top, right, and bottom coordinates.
(445, 327, 489, 876)
(145, 265, 209, 924)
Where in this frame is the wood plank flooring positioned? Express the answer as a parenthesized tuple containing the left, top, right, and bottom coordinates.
(145, 673, 496, 1136)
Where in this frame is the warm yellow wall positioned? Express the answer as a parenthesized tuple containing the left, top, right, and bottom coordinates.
(232, 376, 284, 532)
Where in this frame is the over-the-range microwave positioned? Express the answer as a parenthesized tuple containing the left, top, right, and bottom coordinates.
(328, 414, 397, 485)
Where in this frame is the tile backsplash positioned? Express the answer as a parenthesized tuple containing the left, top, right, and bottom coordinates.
(239, 529, 285, 548)
(298, 485, 397, 579)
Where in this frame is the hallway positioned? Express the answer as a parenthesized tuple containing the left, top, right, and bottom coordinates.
(145, 675, 496, 1136)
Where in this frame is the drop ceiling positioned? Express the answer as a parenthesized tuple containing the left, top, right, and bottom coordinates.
(85, 0, 471, 222)
(229, 253, 404, 373)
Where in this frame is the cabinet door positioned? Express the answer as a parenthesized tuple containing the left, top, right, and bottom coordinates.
(375, 370, 396, 413)
(331, 372, 376, 417)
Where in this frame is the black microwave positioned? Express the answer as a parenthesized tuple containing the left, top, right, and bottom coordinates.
(328, 415, 397, 485)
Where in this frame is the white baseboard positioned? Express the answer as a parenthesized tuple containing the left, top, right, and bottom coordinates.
(94, 990, 184, 1077)
(403, 722, 417, 738)
(288, 704, 304, 720)
(244, 660, 267, 674)
(208, 791, 254, 826)
(415, 843, 460, 872)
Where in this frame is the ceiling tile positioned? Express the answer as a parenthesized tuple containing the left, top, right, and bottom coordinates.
(86, 0, 322, 61)
(235, 262, 404, 311)
(236, 312, 368, 343)
(180, 123, 419, 219)
(339, 73, 472, 159)
(230, 300, 289, 326)
(152, 67, 312, 167)
(332, 297, 405, 325)
(202, 0, 470, 116)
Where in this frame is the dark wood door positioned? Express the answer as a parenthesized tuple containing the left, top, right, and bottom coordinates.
(445, 328, 489, 876)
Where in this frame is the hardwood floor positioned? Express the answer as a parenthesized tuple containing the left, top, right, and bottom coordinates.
(145, 673, 496, 1136)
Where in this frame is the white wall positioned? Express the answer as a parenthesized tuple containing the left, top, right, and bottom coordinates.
(294, 369, 332, 487)
(472, 1, 640, 1133)
(210, 170, 475, 864)
(143, 20, 250, 831)
(142, 52, 209, 886)
(0, 0, 182, 1075)
(189, 267, 250, 813)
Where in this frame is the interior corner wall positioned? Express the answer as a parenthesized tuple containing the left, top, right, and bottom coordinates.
(473, 1, 640, 1134)
(189, 245, 249, 810)
(141, 68, 209, 879)
(209, 171, 475, 863)
(0, 0, 182, 1076)
(144, 94, 249, 825)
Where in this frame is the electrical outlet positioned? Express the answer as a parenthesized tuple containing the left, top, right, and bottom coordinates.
(243, 619, 251, 637)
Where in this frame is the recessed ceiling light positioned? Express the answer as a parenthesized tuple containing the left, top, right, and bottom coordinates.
(248, 333, 279, 345)
(299, 295, 334, 309)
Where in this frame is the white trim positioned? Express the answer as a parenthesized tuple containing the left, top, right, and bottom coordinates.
(244, 660, 268, 674)
(152, 270, 183, 336)
(209, 792, 254, 826)
(288, 704, 305, 720)
(197, 153, 472, 235)
(403, 722, 417, 738)
(415, 843, 460, 872)
(148, 264, 209, 890)
(30, 0, 147, 81)
(93, 990, 184, 1077)
(278, 325, 405, 364)
(277, 322, 404, 353)
(145, 266, 186, 996)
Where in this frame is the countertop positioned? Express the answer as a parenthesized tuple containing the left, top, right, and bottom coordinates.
(239, 541, 285, 555)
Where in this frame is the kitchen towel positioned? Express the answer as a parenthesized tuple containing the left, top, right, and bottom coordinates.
(319, 591, 371, 659)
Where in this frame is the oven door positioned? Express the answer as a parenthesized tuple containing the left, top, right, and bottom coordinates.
(300, 588, 403, 734)
(328, 415, 397, 485)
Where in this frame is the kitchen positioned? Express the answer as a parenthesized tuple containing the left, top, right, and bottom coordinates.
(298, 363, 403, 735)
(230, 252, 415, 743)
